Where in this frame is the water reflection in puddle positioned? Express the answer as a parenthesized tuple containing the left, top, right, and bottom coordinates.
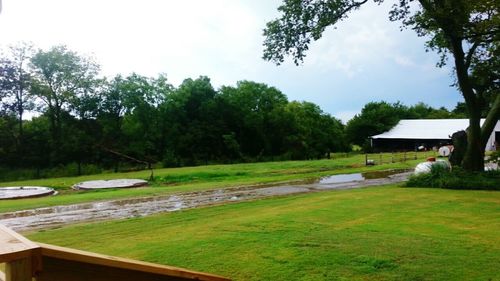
(319, 169, 410, 184)
(319, 173, 364, 184)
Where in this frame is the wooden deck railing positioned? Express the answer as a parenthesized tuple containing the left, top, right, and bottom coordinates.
(0, 224, 230, 281)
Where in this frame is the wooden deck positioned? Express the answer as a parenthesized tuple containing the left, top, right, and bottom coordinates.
(0, 224, 230, 281)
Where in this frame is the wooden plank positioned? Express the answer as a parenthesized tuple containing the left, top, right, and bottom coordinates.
(37, 243, 230, 281)
(37, 256, 193, 281)
(0, 225, 39, 263)
(5, 257, 31, 281)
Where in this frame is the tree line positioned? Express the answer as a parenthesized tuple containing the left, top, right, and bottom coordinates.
(0, 44, 351, 178)
(0, 43, 470, 179)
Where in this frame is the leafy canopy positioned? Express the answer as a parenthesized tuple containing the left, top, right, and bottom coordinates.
(264, 0, 499, 171)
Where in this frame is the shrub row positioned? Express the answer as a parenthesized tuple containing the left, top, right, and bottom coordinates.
(406, 165, 500, 190)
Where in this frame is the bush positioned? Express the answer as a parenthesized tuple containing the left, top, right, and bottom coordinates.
(406, 165, 500, 190)
(0, 163, 103, 182)
(487, 150, 500, 165)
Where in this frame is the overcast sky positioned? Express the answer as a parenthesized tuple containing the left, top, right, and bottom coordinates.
(0, 0, 462, 122)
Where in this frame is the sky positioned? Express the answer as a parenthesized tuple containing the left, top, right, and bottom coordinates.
(0, 0, 463, 123)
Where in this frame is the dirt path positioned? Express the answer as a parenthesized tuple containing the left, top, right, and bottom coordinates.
(0, 172, 412, 232)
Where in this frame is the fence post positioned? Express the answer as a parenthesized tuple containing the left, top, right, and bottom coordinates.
(379, 153, 382, 165)
(365, 153, 368, 166)
(391, 152, 394, 163)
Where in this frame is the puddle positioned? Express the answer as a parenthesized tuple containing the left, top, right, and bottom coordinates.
(0, 170, 412, 232)
(319, 173, 364, 184)
(318, 169, 411, 184)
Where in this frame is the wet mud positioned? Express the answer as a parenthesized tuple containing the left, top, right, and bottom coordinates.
(0, 170, 412, 232)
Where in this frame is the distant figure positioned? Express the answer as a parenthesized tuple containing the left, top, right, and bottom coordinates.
(449, 130, 467, 166)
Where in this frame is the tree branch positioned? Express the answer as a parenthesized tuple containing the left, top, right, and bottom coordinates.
(339, 0, 368, 16)
(465, 40, 480, 70)
(481, 93, 500, 148)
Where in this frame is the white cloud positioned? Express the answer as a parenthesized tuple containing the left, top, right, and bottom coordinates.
(393, 55, 417, 67)
(0, 0, 460, 116)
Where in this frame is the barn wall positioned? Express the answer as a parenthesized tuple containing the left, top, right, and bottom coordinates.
(486, 122, 500, 151)
(371, 138, 451, 152)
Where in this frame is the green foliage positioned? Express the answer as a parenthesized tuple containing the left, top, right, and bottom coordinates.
(407, 165, 500, 190)
(0, 163, 102, 181)
(1, 43, 354, 175)
(346, 102, 406, 146)
(0, 43, 484, 178)
(263, 0, 372, 65)
(487, 150, 500, 165)
(0, 42, 34, 121)
(264, 0, 499, 171)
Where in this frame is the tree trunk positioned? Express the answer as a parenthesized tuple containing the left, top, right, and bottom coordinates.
(448, 36, 485, 171)
(480, 94, 500, 149)
(462, 114, 484, 171)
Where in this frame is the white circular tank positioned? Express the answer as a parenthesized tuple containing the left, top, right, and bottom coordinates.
(414, 159, 451, 175)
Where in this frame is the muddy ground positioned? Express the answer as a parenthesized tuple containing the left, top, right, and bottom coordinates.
(0, 170, 412, 232)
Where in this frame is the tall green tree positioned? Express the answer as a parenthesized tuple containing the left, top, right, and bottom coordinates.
(345, 101, 409, 146)
(219, 81, 289, 157)
(165, 76, 221, 165)
(285, 101, 347, 159)
(119, 73, 172, 163)
(0, 42, 34, 139)
(263, 0, 499, 171)
(30, 45, 99, 163)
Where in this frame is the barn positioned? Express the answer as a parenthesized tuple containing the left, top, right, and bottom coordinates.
(370, 119, 500, 152)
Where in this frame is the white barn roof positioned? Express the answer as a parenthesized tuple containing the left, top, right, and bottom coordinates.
(371, 119, 486, 140)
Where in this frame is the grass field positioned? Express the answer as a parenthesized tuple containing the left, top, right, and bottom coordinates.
(27, 185, 500, 281)
(0, 152, 434, 213)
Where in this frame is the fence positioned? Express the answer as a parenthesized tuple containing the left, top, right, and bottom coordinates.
(364, 151, 437, 166)
(0, 224, 230, 281)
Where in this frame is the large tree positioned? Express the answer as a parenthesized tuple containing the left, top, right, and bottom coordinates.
(30, 45, 99, 163)
(345, 101, 409, 146)
(263, 0, 499, 171)
(219, 81, 289, 157)
(0, 42, 34, 138)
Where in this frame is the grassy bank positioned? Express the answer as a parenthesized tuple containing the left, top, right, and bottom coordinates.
(0, 152, 433, 213)
(28, 185, 500, 281)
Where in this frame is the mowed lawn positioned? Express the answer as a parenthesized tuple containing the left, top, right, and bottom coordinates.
(0, 152, 433, 213)
(28, 185, 500, 281)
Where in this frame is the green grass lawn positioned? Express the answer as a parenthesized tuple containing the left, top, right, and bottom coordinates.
(0, 152, 434, 213)
(27, 185, 500, 281)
